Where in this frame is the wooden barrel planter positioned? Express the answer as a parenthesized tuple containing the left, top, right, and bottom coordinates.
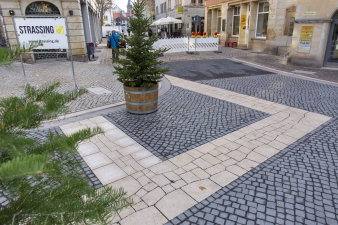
(124, 84, 158, 114)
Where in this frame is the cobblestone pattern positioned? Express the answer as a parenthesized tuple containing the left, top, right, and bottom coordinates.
(104, 86, 268, 159)
(26, 127, 102, 189)
(167, 118, 338, 225)
(0, 60, 124, 113)
(161, 59, 271, 81)
(199, 74, 338, 117)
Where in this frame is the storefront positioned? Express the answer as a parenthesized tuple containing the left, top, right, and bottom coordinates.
(0, 0, 102, 62)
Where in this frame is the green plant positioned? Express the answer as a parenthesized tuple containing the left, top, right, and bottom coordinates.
(0, 83, 131, 224)
(0, 46, 22, 66)
(114, 0, 168, 88)
(0, 42, 41, 66)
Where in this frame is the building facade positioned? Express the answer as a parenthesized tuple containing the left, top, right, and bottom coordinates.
(0, 0, 102, 61)
(205, 0, 338, 67)
(155, 0, 205, 36)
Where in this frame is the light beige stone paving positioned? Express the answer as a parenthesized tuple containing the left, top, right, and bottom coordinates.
(59, 75, 331, 224)
(155, 189, 196, 220)
(182, 179, 221, 202)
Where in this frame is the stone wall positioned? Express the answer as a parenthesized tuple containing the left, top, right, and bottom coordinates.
(288, 0, 338, 67)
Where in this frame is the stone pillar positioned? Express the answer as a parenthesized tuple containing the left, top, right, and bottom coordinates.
(0, 0, 22, 47)
(211, 8, 217, 35)
(207, 9, 212, 36)
(247, 1, 258, 49)
(61, 0, 87, 61)
(220, 3, 228, 44)
(238, 3, 247, 48)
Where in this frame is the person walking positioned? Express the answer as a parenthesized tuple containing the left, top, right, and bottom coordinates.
(148, 28, 153, 38)
(110, 31, 120, 60)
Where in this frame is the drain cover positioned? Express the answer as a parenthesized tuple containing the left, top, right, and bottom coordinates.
(87, 87, 112, 95)
(292, 70, 316, 75)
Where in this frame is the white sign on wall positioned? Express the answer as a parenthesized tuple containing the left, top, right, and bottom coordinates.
(14, 17, 68, 49)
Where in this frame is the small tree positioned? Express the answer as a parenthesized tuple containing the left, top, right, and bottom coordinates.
(97, 0, 115, 26)
(114, 0, 168, 88)
(0, 51, 131, 224)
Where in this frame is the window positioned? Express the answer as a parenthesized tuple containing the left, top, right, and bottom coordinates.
(156, 6, 159, 15)
(232, 6, 240, 36)
(168, 0, 171, 10)
(256, 2, 269, 37)
(191, 0, 196, 4)
(164, 2, 166, 12)
(198, 0, 203, 5)
(217, 9, 221, 34)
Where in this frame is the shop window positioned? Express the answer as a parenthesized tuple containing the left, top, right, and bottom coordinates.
(284, 6, 296, 36)
(25, 1, 60, 15)
(256, 2, 269, 37)
(217, 9, 221, 34)
(232, 6, 240, 36)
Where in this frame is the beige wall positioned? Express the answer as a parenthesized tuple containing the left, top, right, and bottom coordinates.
(0, 0, 87, 61)
(288, 0, 338, 67)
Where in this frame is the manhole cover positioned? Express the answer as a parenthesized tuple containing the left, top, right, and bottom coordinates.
(87, 87, 112, 95)
(292, 70, 316, 75)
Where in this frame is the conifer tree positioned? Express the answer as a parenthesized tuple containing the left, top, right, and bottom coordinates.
(0, 52, 131, 224)
(114, 0, 168, 88)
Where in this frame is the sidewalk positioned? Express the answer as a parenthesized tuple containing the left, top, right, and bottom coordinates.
(36, 57, 338, 225)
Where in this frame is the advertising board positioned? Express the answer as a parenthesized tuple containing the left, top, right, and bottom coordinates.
(14, 17, 68, 49)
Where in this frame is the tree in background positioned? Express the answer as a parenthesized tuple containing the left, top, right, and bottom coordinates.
(97, 0, 115, 26)
(0, 50, 131, 224)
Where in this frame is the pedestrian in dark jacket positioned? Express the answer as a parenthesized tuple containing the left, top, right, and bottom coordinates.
(110, 31, 120, 60)
(148, 28, 153, 38)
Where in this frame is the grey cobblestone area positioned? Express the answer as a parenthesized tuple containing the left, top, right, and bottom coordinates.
(161, 59, 271, 81)
(167, 118, 338, 225)
(104, 86, 268, 160)
(199, 74, 338, 117)
(26, 127, 102, 188)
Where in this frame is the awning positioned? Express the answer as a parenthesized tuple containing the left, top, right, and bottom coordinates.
(151, 17, 183, 26)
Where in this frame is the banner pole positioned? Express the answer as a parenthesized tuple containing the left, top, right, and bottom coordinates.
(65, 16, 78, 90)
(12, 16, 28, 87)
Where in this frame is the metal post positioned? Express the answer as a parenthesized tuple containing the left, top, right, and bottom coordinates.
(65, 16, 78, 90)
(195, 23, 197, 52)
(12, 16, 28, 87)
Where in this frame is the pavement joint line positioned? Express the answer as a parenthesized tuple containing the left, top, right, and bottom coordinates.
(59, 75, 331, 224)
(230, 58, 338, 87)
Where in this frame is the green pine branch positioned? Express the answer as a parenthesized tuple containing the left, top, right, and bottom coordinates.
(114, 0, 169, 88)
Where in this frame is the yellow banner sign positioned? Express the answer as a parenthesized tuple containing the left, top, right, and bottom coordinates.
(240, 15, 246, 29)
(178, 7, 183, 14)
(298, 26, 314, 53)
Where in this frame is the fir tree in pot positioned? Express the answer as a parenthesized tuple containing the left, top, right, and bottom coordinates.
(114, 0, 168, 114)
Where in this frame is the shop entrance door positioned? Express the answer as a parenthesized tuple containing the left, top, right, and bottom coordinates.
(325, 11, 338, 63)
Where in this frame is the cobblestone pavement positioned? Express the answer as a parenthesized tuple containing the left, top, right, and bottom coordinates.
(105, 86, 268, 159)
(199, 73, 338, 117)
(161, 59, 271, 81)
(58, 72, 332, 224)
(0, 45, 124, 113)
(167, 118, 338, 225)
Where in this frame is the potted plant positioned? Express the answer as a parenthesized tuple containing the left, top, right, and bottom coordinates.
(114, 0, 168, 114)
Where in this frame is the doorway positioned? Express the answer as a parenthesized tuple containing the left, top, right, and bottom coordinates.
(325, 10, 338, 63)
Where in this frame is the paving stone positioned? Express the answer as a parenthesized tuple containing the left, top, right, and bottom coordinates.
(104, 86, 268, 159)
(156, 189, 197, 220)
(120, 206, 167, 225)
(182, 179, 221, 202)
(142, 187, 165, 206)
